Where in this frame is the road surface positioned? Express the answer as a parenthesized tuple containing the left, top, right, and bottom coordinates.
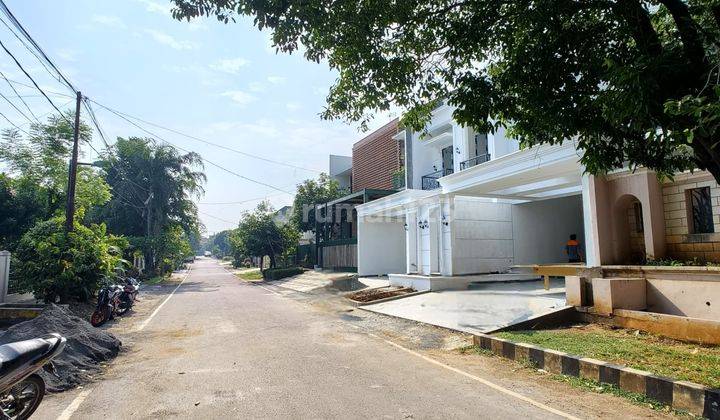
(36, 258, 668, 419)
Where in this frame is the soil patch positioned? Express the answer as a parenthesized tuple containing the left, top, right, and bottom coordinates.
(346, 287, 415, 303)
(0, 304, 121, 392)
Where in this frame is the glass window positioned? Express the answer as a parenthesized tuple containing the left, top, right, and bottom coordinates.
(688, 187, 714, 234)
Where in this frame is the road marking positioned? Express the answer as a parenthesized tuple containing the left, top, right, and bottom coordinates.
(350, 325, 581, 420)
(134, 267, 192, 332)
(56, 267, 194, 420)
(56, 388, 92, 420)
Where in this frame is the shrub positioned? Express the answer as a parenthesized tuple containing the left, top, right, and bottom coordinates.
(262, 267, 304, 281)
(13, 217, 128, 303)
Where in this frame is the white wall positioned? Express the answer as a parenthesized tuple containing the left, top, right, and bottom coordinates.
(489, 126, 520, 159)
(451, 197, 514, 274)
(512, 194, 585, 264)
(357, 217, 407, 276)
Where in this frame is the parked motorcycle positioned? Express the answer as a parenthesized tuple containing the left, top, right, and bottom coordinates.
(90, 283, 122, 327)
(0, 333, 66, 420)
(115, 278, 140, 316)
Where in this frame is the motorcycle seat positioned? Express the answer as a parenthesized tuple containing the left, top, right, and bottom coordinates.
(0, 338, 53, 377)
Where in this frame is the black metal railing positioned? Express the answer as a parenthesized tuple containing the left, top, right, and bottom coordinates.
(421, 168, 454, 190)
(460, 153, 491, 170)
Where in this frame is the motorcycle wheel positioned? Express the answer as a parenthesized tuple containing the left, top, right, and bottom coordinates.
(90, 308, 107, 327)
(0, 374, 44, 420)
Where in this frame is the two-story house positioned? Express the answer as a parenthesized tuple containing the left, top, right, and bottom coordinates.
(356, 101, 586, 281)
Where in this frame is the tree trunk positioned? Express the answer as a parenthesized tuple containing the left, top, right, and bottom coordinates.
(693, 134, 720, 185)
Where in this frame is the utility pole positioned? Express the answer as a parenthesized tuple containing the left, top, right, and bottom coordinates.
(64, 91, 82, 232)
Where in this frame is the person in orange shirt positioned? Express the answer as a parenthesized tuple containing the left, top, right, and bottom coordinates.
(565, 234, 583, 263)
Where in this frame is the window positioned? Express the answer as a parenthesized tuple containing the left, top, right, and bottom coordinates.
(688, 187, 714, 234)
(633, 202, 643, 233)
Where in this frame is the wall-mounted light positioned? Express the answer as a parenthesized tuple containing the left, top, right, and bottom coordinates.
(432, 165, 437, 172)
(442, 215, 449, 226)
(403, 223, 408, 231)
(455, 147, 461, 154)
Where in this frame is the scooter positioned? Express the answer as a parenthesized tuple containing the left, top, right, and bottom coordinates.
(0, 333, 66, 420)
(90, 283, 122, 327)
(115, 278, 140, 316)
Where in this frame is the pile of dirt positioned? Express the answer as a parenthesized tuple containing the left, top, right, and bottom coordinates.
(0, 304, 121, 391)
(346, 287, 415, 303)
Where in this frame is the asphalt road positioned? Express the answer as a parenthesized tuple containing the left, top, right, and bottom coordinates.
(35, 258, 668, 419)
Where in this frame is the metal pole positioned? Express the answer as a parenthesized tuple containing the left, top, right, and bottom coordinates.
(65, 91, 82, 232)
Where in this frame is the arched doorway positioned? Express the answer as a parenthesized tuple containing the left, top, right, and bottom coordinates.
(613, 194, 646, 263)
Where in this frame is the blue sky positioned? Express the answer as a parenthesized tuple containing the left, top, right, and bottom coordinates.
(0, 0, 394, 234)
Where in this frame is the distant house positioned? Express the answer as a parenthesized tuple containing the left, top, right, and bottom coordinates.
(329, 154, 352, 192)
(273, 205, 292, 225)
(315, 119, 403, 271)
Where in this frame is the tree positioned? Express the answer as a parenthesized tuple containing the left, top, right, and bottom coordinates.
(0, 115, 109, 248)
(13, 217, 127, 303)
(95, 137, 205, 274)
(290, 173, 343, 233)
(233, 202, 297, 269)
(204, 230, 233, 257)
(173, 0, 720, 181)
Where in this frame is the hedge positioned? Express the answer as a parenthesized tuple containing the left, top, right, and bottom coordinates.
(263, 267, 304, 281)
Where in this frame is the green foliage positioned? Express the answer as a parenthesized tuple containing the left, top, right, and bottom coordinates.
(173, 0, 720, 180)
(0, 115, 109, 248)
(262, 267, 304, 281)
(231, 201, 299, 269)
(95, 137, 205, 275)
(12, 217, 127, 303)
(290, 173, 343, 232)
(204, 230, 233, 257)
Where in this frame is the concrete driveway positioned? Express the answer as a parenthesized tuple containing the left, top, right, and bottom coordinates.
(361, 279, 567, 334)
(34, 258, 669, 419)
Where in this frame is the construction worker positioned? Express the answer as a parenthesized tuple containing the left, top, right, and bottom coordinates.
(565, 234, 583, 263)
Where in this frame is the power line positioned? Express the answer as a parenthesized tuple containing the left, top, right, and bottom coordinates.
(198, 190, 291, 205)
(1, 76, 73, 99)
(0, 70, 39, 122)
(0, 88, 34, 124)
(0, 38, 73, 127)
(198, 210, 237, 226)
(0, 110, 29, 135)
(86, 98, 323, 174)
(91, 101, 294, 195)
(0, 0, 77, 93)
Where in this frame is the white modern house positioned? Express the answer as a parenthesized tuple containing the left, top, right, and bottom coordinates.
(356, 101, 588, 284)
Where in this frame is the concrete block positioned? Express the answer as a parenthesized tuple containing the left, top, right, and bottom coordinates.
(646, 375, 674, 405)
(565, 276, 584, 306)
(561, 355, 580, 376)
(490, 338, 504, 356)
(543, 350, 564, 374)
(578, 358, 602, 382)
(514, 343, 531, 363)
(598, 363, 622, 386)
(619, 367, 649, 394)
(591, 277, 646, 316)
(672, 381, 708, 416)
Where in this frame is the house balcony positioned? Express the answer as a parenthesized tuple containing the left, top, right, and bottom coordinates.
(421, 168, 454, 190)
(460, 153, 491, 170)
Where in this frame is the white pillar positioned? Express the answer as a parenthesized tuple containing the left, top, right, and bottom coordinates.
(0, 251, 10, 303)
(581, 174, 600, 267)
(406, 211, 418, 273)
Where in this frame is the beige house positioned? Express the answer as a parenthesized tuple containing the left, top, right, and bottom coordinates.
(586, 168, 720, 265)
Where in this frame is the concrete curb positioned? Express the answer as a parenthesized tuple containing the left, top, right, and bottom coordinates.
(474, 334, 720, 419)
